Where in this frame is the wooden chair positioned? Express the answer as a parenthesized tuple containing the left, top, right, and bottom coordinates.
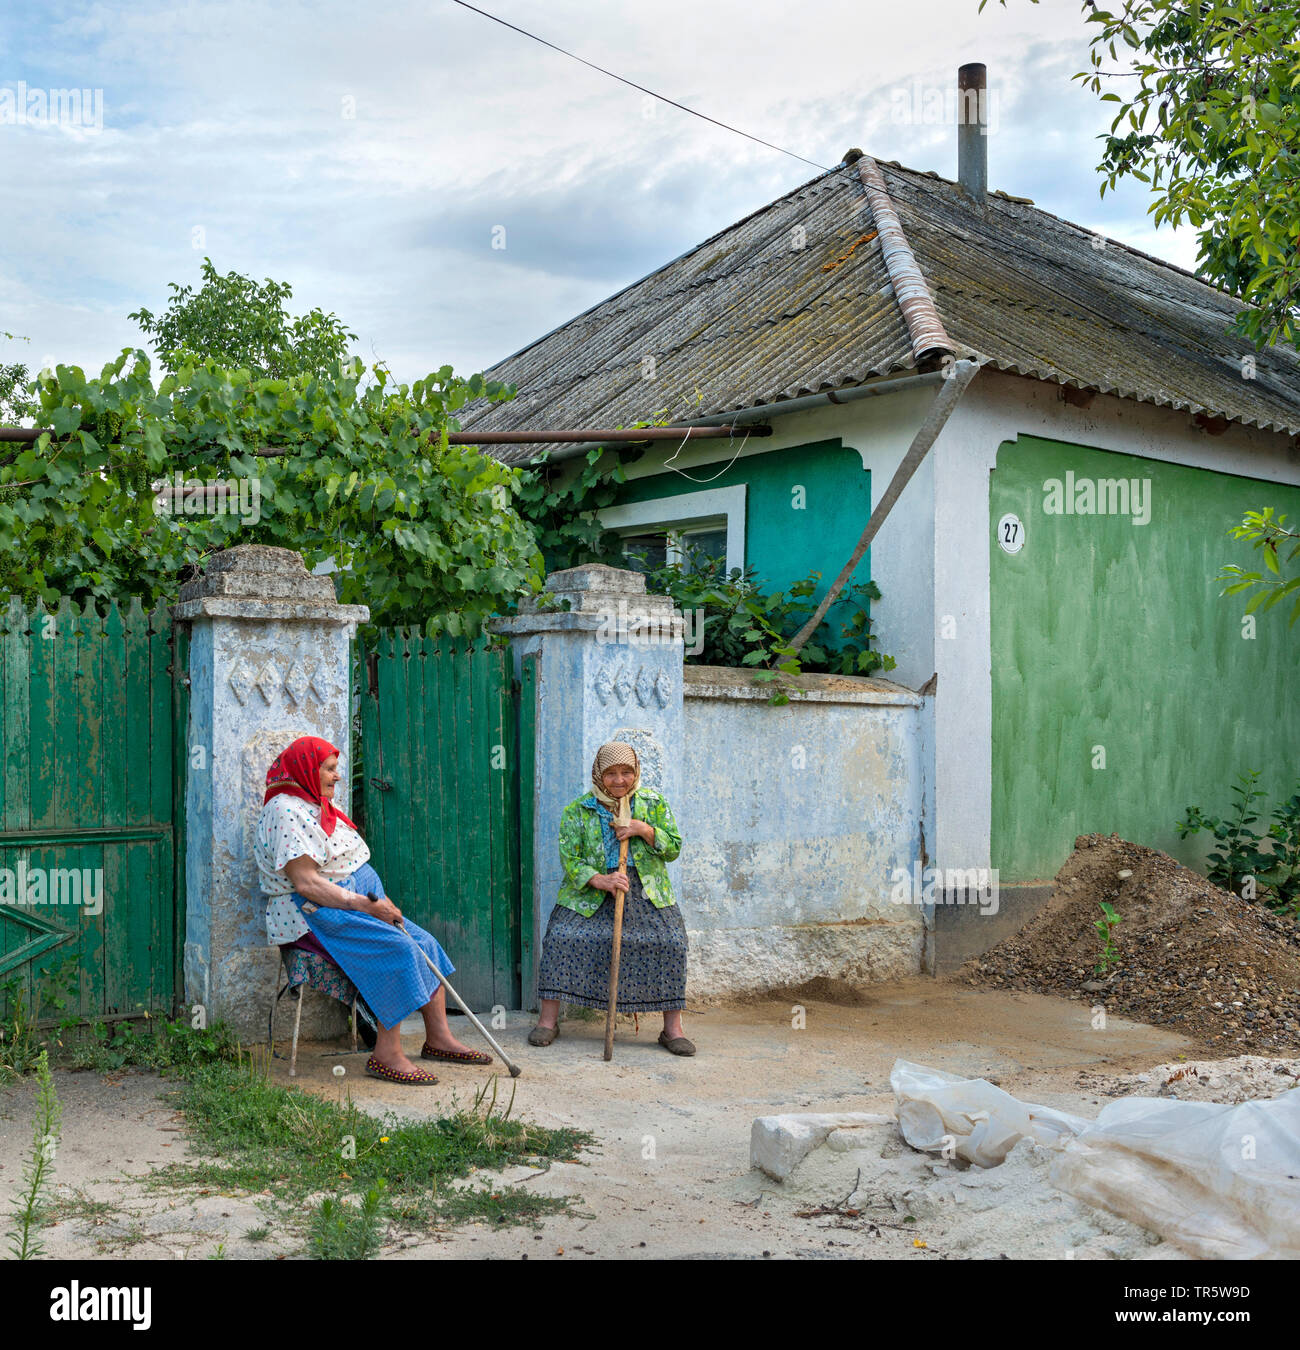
(267, 945, 377, 1076)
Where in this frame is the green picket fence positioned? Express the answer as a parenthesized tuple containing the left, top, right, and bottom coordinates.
(0, 597, 188, 1024)
(358, 630, 531, 1011)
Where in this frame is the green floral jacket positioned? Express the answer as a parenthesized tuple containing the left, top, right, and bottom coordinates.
(556, 786, 682, 917)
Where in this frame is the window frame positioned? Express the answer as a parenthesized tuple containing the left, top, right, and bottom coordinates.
(596, 485, 746, 575)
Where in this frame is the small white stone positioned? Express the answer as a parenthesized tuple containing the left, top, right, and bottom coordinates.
(750, 1112, 894, 1181)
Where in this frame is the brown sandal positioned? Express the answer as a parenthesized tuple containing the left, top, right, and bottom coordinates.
(658, 1031, 696, 1057)
(421, 1043, 492, 1066)
(364, 1055, 439, 1085)
(528, 1023, 560, 1047)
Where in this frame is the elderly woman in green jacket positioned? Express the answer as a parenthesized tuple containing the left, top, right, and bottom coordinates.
(529, 741, 694, 1055)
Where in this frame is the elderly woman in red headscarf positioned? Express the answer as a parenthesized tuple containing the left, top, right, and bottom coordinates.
(253, 735, 488, 1085)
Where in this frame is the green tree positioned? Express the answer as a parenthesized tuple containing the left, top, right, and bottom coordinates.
(986, 0, 1300, 348)
(1218, 508, 1300, 625)
(130, 258, 358, 380)
(0, 332, 37, 423)
(0, 351, 540, 635)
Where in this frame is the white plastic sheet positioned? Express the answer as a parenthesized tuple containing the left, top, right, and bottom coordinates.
(889, 1059, 1088, 1167)
(890, 1058, 1300, 1258)
(1049, 1089, 1300, 1260)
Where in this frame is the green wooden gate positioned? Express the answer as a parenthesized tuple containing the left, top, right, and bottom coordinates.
(0, 597, 188, 1025)
(358, 632, 533, 1011)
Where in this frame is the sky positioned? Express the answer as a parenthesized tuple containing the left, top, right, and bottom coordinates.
(0, 0, 1198, 387)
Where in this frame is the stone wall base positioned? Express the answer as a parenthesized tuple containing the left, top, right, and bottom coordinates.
(685, 919, 924, 1003)
(229, 946, 352, 1043)
(931, 882, 1054, 975)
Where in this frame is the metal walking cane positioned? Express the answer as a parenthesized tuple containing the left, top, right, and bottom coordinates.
(602, 794, 632, 1062)
(366, 893, 522, 1077)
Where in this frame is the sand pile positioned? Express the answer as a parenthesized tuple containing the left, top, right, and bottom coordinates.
(960, 834, 1300, 1053)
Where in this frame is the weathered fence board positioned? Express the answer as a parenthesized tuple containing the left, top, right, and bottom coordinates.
(0, 597, 187, 1024)
(359, 632, 526, 1010)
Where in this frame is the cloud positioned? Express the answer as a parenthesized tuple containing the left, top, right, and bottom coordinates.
(1, 0, 1208, 385)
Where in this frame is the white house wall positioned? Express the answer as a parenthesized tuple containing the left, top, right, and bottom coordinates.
(619, 368, 1300, 906)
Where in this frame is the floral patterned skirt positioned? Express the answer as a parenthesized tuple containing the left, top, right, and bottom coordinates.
(537, 869, 687, 1013)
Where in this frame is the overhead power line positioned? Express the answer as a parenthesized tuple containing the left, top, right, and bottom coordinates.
(450, 0, 831, 172)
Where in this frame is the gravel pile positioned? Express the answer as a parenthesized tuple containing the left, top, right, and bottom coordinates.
(959, 834, 1300, 1053)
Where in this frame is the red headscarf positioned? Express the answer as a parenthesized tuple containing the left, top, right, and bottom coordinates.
(263, 735, 357, 837)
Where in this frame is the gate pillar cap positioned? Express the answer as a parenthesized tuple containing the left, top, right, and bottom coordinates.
(495, 563, 678, 635)
(544, 563, 647, 597)
(172, 545, 369, 623)
(532, 563, 676, 617)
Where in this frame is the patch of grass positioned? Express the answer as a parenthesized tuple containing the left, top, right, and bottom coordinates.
(245, 1225, 271, 1242)
(93, 1221, 148, 1253)
(60, 1016, 241, 1076)
(48, 1189, 116, 1224)
(308, 1180, 387, 1259)
(432, 1183, 573, 1228)
(1, 975, 241, 1082)
(145, 1058, 593, 1250)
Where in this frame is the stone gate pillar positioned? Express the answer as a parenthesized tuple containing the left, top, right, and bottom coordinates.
(492, 564, 685, 1007)
(172, 545, 368, 1037)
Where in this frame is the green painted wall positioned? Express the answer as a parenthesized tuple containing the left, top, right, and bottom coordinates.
(614, 438, 872, 601)
(991, 435, 1300, 883)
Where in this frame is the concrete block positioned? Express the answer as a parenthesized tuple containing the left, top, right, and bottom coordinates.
(751, 1112, 895, 1181)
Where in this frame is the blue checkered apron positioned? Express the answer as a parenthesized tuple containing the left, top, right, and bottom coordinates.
(287, 862, 455, 1029)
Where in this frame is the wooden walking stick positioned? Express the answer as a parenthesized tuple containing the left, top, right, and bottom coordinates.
(603, 793, 632, 1061)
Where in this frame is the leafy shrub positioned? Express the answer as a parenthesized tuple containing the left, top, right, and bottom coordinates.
(0, 979, 42, 1086)
(642, 551, 894, 696)
(1177, 770, 1300, 916)
(61, 1015, 240, 1075)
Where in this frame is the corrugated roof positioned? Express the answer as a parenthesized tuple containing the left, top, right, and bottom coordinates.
(457, 159, 1300, 464)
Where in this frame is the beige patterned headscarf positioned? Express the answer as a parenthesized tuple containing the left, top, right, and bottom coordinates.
(591, 741, 640, 821)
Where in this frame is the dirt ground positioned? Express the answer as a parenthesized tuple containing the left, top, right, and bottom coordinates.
(0, 980, 1219, 1261)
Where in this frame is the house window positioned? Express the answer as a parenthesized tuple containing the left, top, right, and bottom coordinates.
(598, 485, 746, 577)
(675, 525, 727, 572)
(622, 524, 727, 576)
(622, 533, 669, 573)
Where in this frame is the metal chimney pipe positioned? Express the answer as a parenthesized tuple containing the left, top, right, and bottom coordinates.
(958, 62, 987, 206)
